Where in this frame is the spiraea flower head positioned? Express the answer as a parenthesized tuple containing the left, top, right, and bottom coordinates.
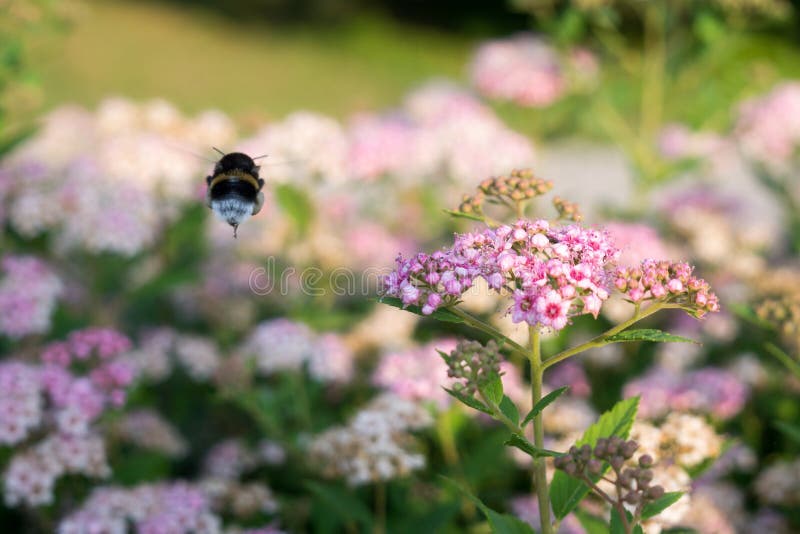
(384, 218, 618, 331)
(613, 259, 720, 318)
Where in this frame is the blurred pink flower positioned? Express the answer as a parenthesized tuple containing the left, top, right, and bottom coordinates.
(624, 366, 748, 420)
(471, 35, 566, 107)
(604, 222, 672, 267)
(0, 255, 62, 339)
(736, 81, 800, 173)
(372, 339, 458, 409)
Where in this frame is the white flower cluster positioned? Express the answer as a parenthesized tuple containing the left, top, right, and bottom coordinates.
(239, 319, 354, 383)
(125, 328, 221, 382)
(5, 433, 109, 507)
(309, 394, 432, 486)
(2, 98, 235, 256)
(755, 457, 800, 506)
(626, 414, 724, 534)
(111, 409, 188, 458)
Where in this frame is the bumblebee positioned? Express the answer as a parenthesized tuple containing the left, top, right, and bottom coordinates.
(205, 149, 265, 238)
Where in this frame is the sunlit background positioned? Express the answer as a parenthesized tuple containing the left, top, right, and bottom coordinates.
(2, 0, 800, 532)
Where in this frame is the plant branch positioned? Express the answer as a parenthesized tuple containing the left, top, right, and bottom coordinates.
(542, 301, 683, 370)
(448, 307, 528, 356)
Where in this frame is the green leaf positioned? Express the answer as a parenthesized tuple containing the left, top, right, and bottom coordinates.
(498, 395, 520, 428)
(441, 476, 535, 534)
(550, 397, 639, 519)
(504, 434, 561, 458)
(775, 421, 800, 443)
(605, 329, 698, 344)
(305, 481, 372, 531)
(610, 508, 630, 534)
(480, 373, 504, 406)
(444, 388, 492, 415)
(574, 510, 610, 534)
(522, 386, 569, 427)
(642, 492, 685, 520)
(274, 183, 314, 235)
(376, 296, 464, 324)
(443, 208, 485, 222)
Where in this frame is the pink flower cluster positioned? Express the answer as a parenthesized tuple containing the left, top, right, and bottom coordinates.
(1, 329, 135, 508)
(384, 220, 618, 331)
(372, 339, 459, 409)
(735, 81, 800, 172)
(0, 363, 43, 445)
(624, 366, 749, 420)
(41, 328, 135, 435)
(613, 260, 720, 317)
(0, 255, 62, 339)
(470, 35, 566, 107)
(58, 482, 221, 534)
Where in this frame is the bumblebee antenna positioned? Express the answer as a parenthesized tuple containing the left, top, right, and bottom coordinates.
(253, 154, 269, 160)
(212, 146, 226, 157)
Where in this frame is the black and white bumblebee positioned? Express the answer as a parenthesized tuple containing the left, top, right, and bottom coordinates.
(205, 150, 265, 238)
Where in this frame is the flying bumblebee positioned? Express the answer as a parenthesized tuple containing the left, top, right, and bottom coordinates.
(205, 148, 266, 238)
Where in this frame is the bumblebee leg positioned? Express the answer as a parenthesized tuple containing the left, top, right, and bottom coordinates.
(205, 187, 212, 208)
(252, 192, 265, 215)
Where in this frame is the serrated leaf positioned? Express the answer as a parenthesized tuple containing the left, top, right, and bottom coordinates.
(375, 296, 464, 324)
(305, 481, 372, 531)
(522, 386, 569, 427)
(550, 397, 639, 519)
(441, 476, 535, 534)
(444, 388, 492, 415)
(606, 329, 698, 344)
(480, 373, 504, 406)
(499, 395, 519, 428)
(504, 434, 561, 458)
(775, 421, 800, 443)
(443, 208, 485, 222)
(642, 492, 684, 520)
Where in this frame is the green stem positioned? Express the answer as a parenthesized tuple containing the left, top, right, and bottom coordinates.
(374, 482, 386, 534)
(765, 343, 800, 380)
(448, 307, 528, 357)
(529, 326, 553, 534)
(542, 302, 681, 370)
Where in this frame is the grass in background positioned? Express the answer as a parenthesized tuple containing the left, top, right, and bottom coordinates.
(31, 0, 473, 121)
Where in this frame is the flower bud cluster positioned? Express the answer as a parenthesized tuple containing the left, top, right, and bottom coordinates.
(554, 437, 666, 508)
(613, 259, 720, 317)
(442, 339, 502, 396)
(552, 196, 582, 222)
(458, 169, 553, 215)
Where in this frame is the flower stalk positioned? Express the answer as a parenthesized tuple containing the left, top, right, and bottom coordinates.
(528, 326, 552, 534)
